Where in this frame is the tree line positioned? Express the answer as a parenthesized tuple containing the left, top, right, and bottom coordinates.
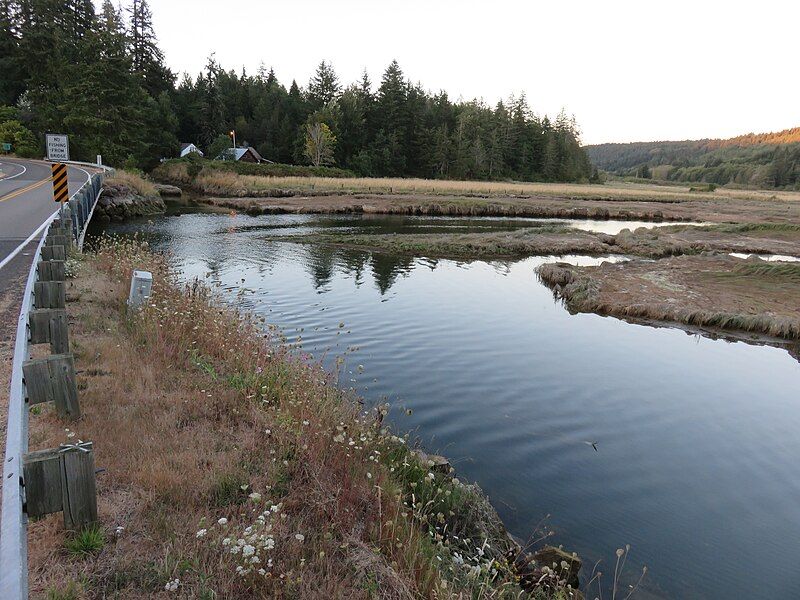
(1, 0, 592, 182)
(585, 129, 800, 189)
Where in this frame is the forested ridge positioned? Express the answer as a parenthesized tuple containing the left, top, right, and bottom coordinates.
(586, 128, 800, 189)
(0, 0, 591, 182)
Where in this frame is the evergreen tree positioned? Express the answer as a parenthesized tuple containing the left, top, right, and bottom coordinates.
(306, 60, 340, 111)
(127, 0, 173, 97)
(0, 0, 23, 105)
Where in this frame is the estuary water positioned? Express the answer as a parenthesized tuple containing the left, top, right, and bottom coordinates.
(92, 211, 800, 599)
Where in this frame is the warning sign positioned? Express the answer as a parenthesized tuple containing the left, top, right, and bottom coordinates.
(52, 163, 69, 203)
(46, 134, 70, 161)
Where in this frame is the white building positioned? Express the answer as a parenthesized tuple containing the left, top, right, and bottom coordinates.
(180, 143, 204, 158)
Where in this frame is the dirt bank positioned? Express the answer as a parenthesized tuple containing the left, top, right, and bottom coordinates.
(537, 255, 800, 354)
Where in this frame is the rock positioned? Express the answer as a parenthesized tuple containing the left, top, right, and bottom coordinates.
(154, 183, 182, 197)
(414, 450, 451, 474)
(532, 545, 582, 589)
(96, 183, 166, 222)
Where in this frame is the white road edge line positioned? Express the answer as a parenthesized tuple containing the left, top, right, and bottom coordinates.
(0, 165, 92, 272)
(0, 161, 27, 181)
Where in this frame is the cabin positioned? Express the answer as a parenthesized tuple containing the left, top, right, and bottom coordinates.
(179, 142, 203, 158)
(215, 146, 265, 163)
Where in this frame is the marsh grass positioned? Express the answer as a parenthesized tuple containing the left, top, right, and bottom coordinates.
(155, 160, 800, 203)
(106, 169, 158, 197)
(537, 258, 800, 341)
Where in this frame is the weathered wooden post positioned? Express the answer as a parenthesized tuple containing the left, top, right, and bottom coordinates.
(41, 245, 67, 262)
(28, 308, 69, 354)
(45, 234, 69, 249)
(22, 442, 98, 531)
(37, 260, 66, 282)
(22, 354, 80, 419)
(60, 443, 98, 530)
(23, 448, 63, 519)
(34, 280, 65, 309)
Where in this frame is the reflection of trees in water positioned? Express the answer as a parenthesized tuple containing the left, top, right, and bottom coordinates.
(370, 253, 416, 295)
(301, 244, 420, 295)
(303, 243, 338, 290)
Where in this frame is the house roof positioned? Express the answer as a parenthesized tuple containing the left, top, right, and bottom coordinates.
(180, 143, 195, 151)
(215, 146, 265, 162)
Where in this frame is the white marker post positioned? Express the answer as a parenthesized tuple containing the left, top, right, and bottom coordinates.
(127, 270, 153, 309)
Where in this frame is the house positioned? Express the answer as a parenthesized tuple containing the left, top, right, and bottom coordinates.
(180, 143, 203, 158)
(215, 146, 267, 163)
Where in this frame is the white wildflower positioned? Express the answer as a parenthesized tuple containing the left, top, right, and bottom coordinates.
(164, 578, 180, 592)
(195, 528, 207, 538)
(295, 533, 305, 542)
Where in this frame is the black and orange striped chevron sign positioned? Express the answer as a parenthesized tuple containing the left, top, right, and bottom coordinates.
(51, 163, 69, 202)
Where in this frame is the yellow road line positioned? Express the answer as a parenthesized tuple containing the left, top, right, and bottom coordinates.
(0, 176, 52, 203)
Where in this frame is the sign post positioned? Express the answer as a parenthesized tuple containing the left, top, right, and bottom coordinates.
(45, 134, 70, 162)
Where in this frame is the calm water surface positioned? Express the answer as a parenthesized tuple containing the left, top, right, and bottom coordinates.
(92, 212, 800, 599)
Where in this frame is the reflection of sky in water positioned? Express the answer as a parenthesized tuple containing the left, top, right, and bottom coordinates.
(93, 212, 800, 600)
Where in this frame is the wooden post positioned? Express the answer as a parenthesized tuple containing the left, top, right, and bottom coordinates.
(22, 443, 98, 531)
(23, 449, 63, 519)
(22, 354, 80, 419)
(60, 443, 98, 531)
(28, 309, 69, 354)
(37, 260, 66, 282)
(41, 245, 66, 262)
(34, 281, 65, 309)
(45, 234, 69, 248)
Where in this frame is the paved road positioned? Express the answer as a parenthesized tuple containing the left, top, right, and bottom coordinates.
(0, 156, 94, 351)
(0, 158, 92, 265)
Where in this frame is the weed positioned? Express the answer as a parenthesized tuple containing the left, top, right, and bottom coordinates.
(46, 581, 82, 600)
(65, 524, 105, 556)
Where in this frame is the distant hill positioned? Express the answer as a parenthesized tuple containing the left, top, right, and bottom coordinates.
(585, 127, 800, 189)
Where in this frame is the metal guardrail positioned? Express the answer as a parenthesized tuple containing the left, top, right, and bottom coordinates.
(0, 168, 108, 598)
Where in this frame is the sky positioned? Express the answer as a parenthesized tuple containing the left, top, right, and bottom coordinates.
(133, 0, 799, 145)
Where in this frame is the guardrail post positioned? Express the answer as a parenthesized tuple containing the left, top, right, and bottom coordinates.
(22, 443, 97, 531)
(28, 309, 69, 354)
(34, 281, 65, 309)
(22, 449, 63, 519)
(59, 443, 97, 531)
(22, 354, 80, 420)
(37, 260, 66, 282)
(41, 245, 66, 262)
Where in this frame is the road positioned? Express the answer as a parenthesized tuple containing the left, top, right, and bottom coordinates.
(0, 158, 92, 267)
(0, 158, 95, 467)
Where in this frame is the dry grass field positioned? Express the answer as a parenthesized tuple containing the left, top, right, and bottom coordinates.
(155, 161, 800, 204)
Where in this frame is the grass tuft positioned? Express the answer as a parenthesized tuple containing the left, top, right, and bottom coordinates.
(65, 524, 105, 556)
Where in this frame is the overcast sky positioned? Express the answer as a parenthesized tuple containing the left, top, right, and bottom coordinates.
(135, 0, 799, 145)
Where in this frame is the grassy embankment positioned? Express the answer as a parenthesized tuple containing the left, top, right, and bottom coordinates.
(537, 256, 800, 349)
(29, 239, 596, 599)
(104, 170, 158, 197)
